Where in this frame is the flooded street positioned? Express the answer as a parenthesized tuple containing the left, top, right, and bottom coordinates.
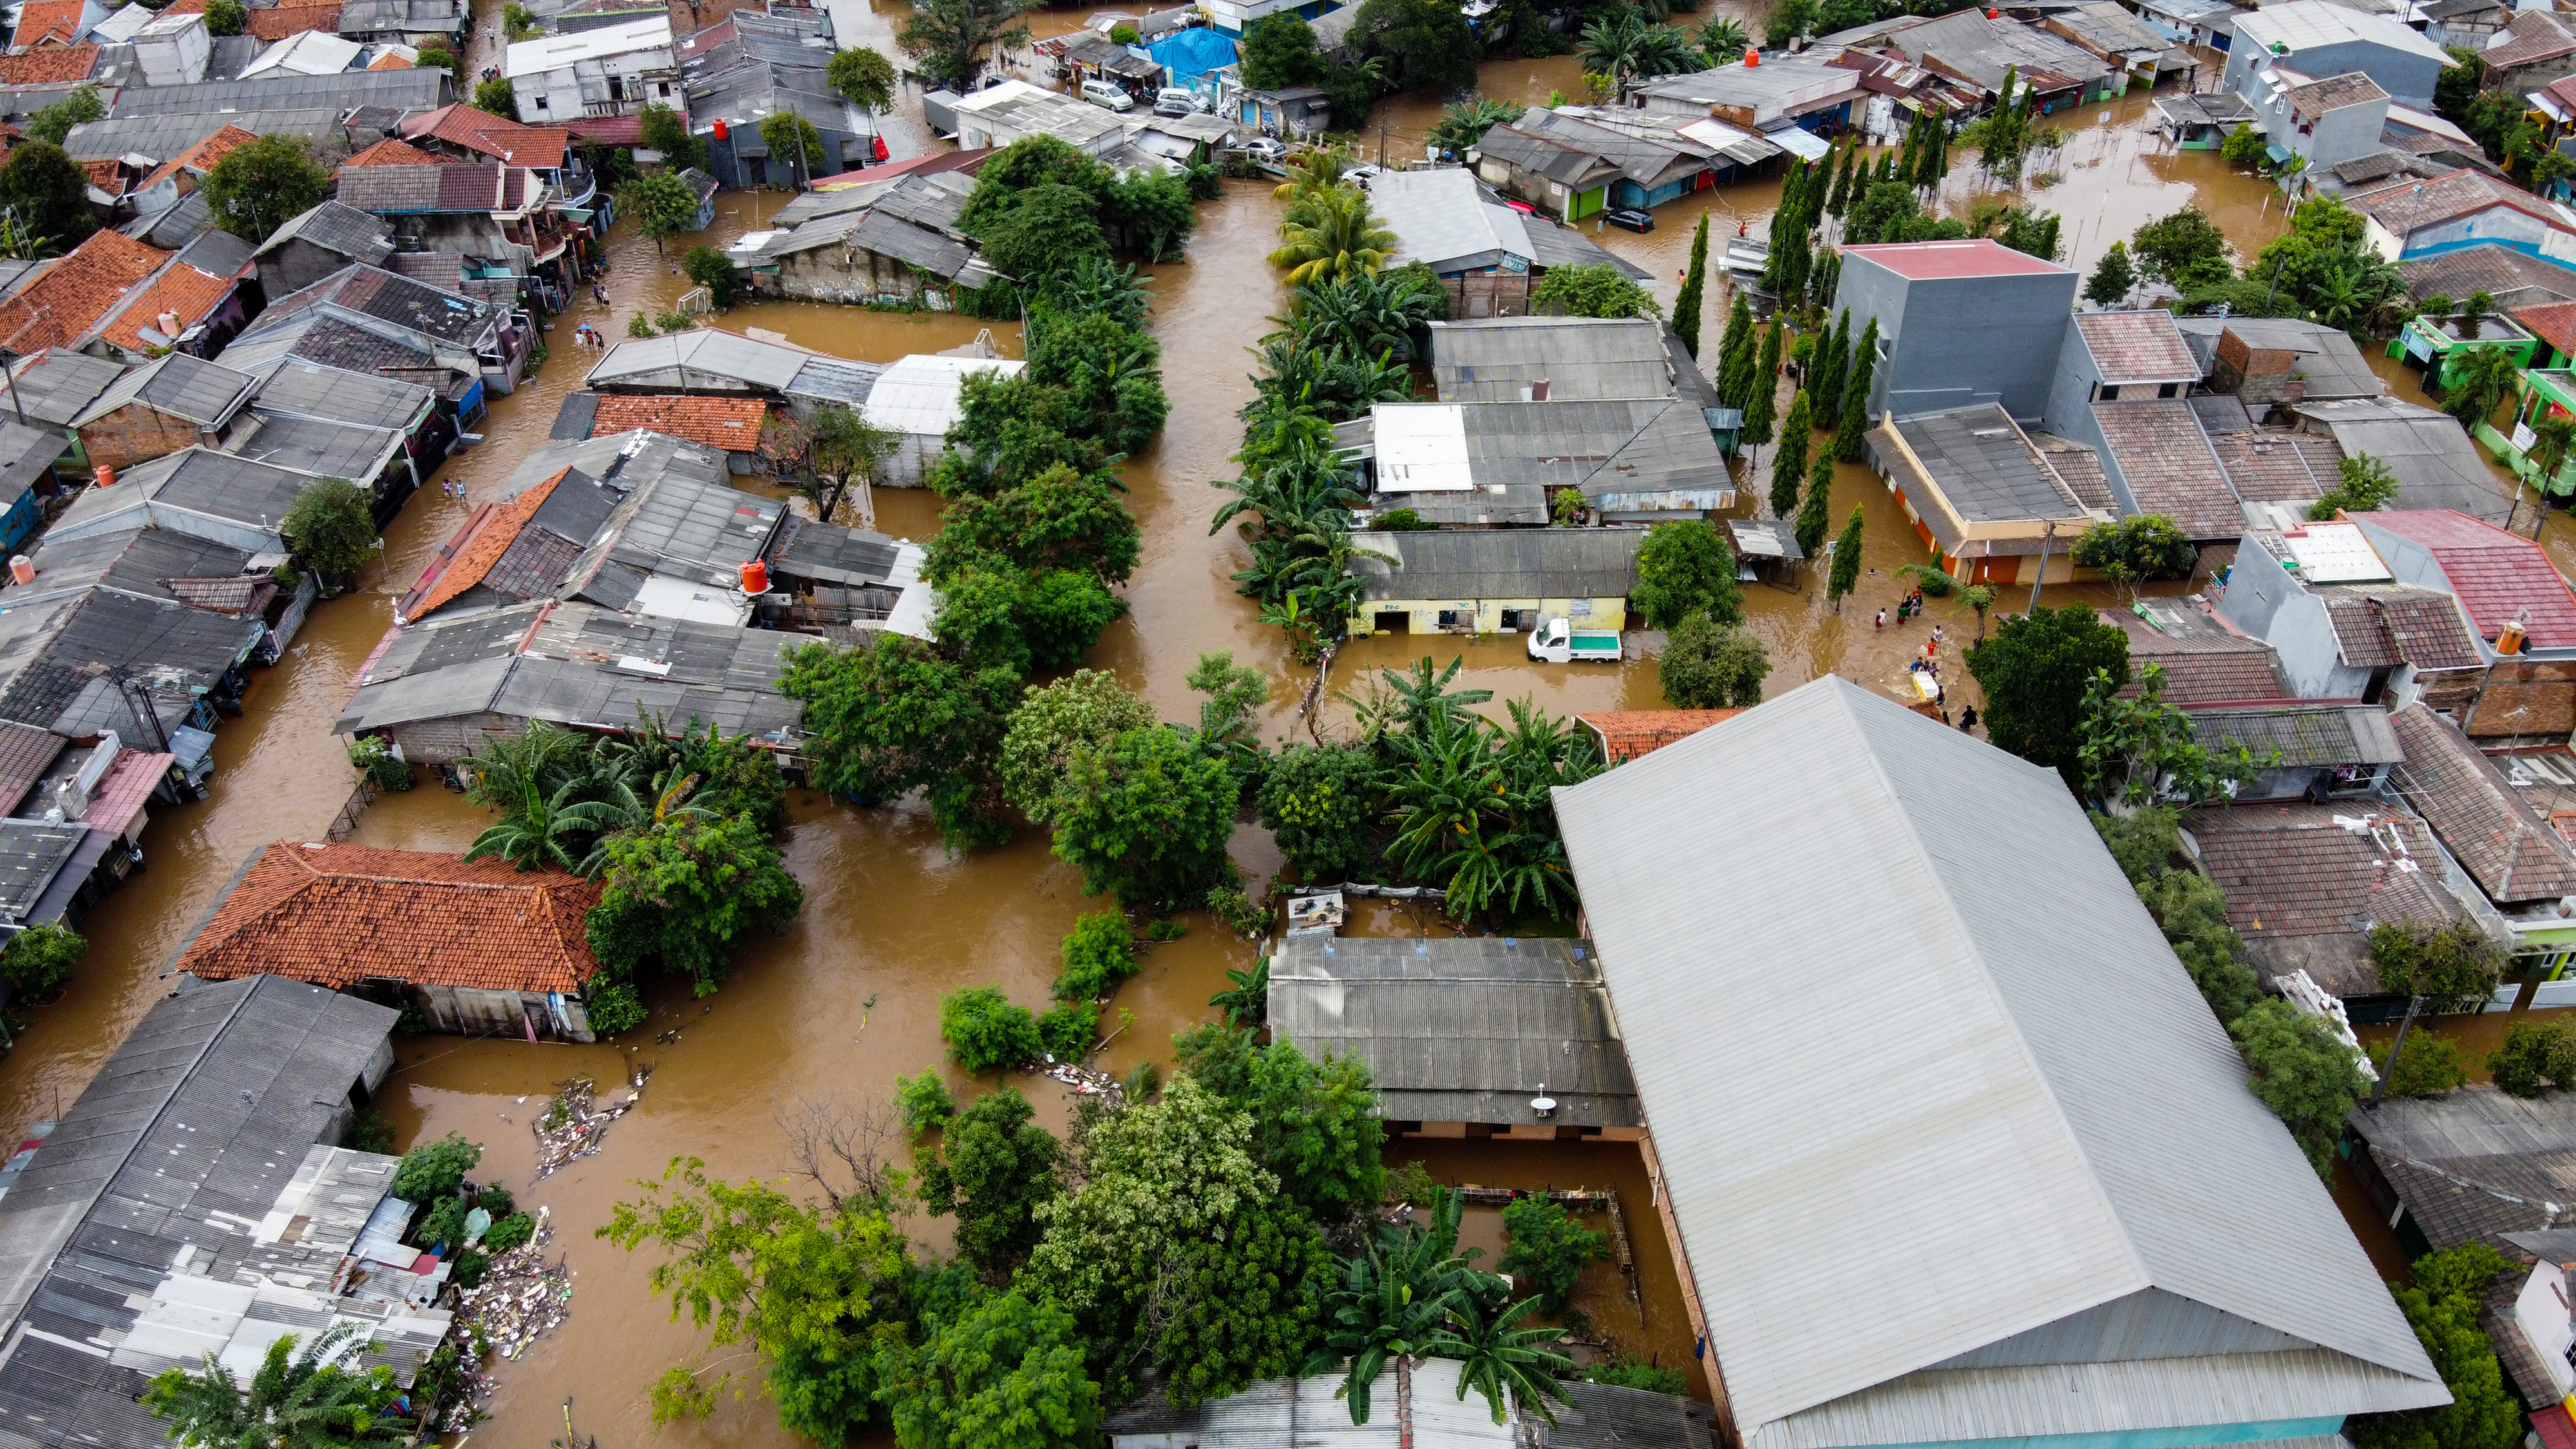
(0, 17, 2521, 1442)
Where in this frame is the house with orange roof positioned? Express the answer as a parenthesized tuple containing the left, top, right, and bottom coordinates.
(81, 231, 258, 362)
(1574, 710, 1744, 764)
(0, 229, 174, 355)
(398, 102, 587, 200)
(123, 122, 258, 220)
(10, 0, 102, 50)
(0, 40, 95, 83)
(344, 137, 440, 167)
(169, 840, 617, 1041)
(580, 392, 767, 460)
(244, 1, 341, 40)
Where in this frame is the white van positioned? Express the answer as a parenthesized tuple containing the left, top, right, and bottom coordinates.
(1079, 79, 1133, 111)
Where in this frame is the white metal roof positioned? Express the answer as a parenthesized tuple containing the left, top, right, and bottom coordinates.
(1550, 676, 2447, 1442)
(240, 30, 365, 78)
(1372, 168, 1531, 274)
(2233, 0, 2450, 64)
(1371, 403, 1472, 493)
(506, 14, 670, 75)
(858, 352, 1025, 437)
(2283, 521, 2393, 582)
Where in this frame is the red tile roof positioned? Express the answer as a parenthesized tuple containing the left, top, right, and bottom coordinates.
(160, 0, 204, 13)
(345, 137, 440, 167)
(401, 102, 572, 169)
(2074, 310, 2201, 383)
(2094, 399, 2240, 539)
(591, 394, 767, 450)
(2485, 6, 2576, 69)
(139, 122, 259, 193)
(80, 749, 171, 838)
(2389, 702, 2576, 904)
(366, 50, 414, 68)
(0, 229, 171, 352)
(2515, 299, 2576, 359)
(2189, 802, 2468, 996)
(173, 840, 607, 993)
(564, 112, 641, 146)
(1843, 238, 2074, 280)
(90, 261, 234, 353)
(1575, 709, 1743, 762)
(12, 0, 86, 48)
(2363, 509, 2576, 647)
(400, 468, 565, 619)
(245, 1, 340, 39)
(0, 43, 96, 84)
(78, 156, 121, 193)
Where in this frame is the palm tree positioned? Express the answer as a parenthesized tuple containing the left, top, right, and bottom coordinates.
(1426, 98, 1523, 160)
(1269, 187, 1397, 286)
(1697, 14, 1748, 59)
(143, 1325, 406, 1449)
(1057, 254, 1155, 329)
(1632, 23, 1710, 79)
(1274, 147, 1358, 213)
(2441, 343, 2522, 430)
(1209, 955, 1269, 1028)
(1427, 1296, 1577, 1426)
(1578, 7, 1648, 95)
(572, 772, 715, 875)
(1302, 1188, 1506, 1423)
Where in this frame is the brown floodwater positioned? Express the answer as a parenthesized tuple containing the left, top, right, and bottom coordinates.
(0, 21, 2517, 1444)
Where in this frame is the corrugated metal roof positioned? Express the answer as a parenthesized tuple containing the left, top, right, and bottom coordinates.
(1354, 526, 1644, 601)
(1549, 676, 2448, 1441)
(1430, 316, 1672, 402)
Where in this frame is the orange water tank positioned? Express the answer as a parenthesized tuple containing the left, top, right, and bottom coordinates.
(741, 559, 770, 594)
(8, 556, 31, 585)
(1745, 47, 1759, 64)
(92, 464, 113, 488)
(2500, 620, 2529, 655)
(713, 118, 730, 142)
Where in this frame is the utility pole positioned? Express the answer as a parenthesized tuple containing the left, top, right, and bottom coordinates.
(2367, 996, 2423, 1109)
(1377, 112, 1387, 168)
(2026, 519, 2056, 614)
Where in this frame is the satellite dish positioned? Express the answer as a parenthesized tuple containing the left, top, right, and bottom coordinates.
(1530, 1081, 1557, 1117)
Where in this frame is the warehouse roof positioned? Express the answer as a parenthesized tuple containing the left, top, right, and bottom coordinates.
(172, 840, 605, 992)
(1352, 526, 1645, 601)
(1268, 935, 1638, 1128)
(1429, 316, 1673, 402)
(1549, 676, 2447, 1446)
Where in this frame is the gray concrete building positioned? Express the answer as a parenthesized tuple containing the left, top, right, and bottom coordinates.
(1832, 238, 2081, 423)
(2221, 1, 2452, 108)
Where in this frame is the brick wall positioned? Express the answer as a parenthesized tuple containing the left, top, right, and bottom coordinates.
(78, 403, 204, 473)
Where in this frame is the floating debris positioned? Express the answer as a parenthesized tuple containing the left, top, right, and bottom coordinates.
(1039, 1059, 1124, 1106)
(532, 1069, 649, 1180)
(442, 1207, 574, 1432)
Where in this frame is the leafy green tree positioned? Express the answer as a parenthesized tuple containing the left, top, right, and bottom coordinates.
(1175, 1025, 1388, 1222)
(931, 464, 1140, 584)
(1835, 317, 1879, 460)
(1740, 322, 1780, 450)
(876, 1289, 1102, 1449)
(1431, 1295, 1575, 1426)
(1256, 743, 1378, 878)
(1631, 519, 1743, 629)
(1210, 956, 1270, 1029)
(586, 812, 803, 995)
(281, 477, 375, 576)
(916, 1088, 1061, 1278)
(1658, 614, 1770, 710)
(24, 85, 100, 146)
(1715, 293, 1753, 407)
(1530, 263, 1660, 319)
(898, 0, 1029, 92)
(1771, 389, 1812, 520)
(639, 101, 707, 171)
(1497, 1198, 1605, 1315)
(2137, 867, 2262, 1027)
(781, 636, 1021, 852)
(1023, 1077, 1335, 1405)
(1965, 603, 2130, 783)
(2085, 241, 2136, 308)
(2229, 998, 2365, 1175)
(940, 987, 1043, 1074)
(1052, 909, 1136, 1001)
(144, 1325, 404, 1449)
(2072, 514, 2196, 583)
(1051, 726, 1238, 910)
(896, 1070, 955, 1135)
(2353, 1244, 2523, 1449)
(2370, 920, 2503, 1003)
(997, 670, 1154, 822)
(205, 0, 250, 30)
(471, 75, 519, 120)
(0, 921, 82, 995)
(2132, 205, 2233, 289)
(200, 133, 327, 243)
(2308, 451, 2401, 520)
(2488, 1017, 2576, 1096)
(1379, 699, 1598, 923)
(828, 47, 896, 110)
(1353, 0, 1479, 93)
(618, 171, 701, 251)
(1826, 505, 1863, 607)
(1242, 12, 1326, 86)
(972, 181, 1106, 288)
(599, 1157, 913, 1440)
(2371, 1032, 2467, 1098)
(759, 112, 828, 184)
(393, 1132, 482, 1201)
(0, 140, 88, 252)
(2442, 344, 2521, 429)
(670, 247, 735, 309)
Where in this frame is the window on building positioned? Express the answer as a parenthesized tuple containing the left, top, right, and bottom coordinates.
(609, 73, 626, 100)
(2159, 382, 2181, 399)
(2099, 384, 2121, 400)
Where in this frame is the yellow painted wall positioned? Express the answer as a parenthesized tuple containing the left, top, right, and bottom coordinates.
(1346, 596, 1629, 637)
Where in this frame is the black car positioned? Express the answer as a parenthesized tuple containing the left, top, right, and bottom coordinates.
(1603, 206, 1655, 233)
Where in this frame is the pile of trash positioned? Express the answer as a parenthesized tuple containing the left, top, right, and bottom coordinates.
(1039, 1059, 1124, 1106)
(440, 1207, 573, 1432)
(533, 1068, 649, 1180)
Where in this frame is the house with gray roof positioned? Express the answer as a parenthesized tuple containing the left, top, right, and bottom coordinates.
(2186, 799, 2483, 1003)
(240, 261, 530, 395)
(2222, 0, 2454, 108)
(584, 327, 886, 414)
(2289, 395, 2510, 522)
(1108, 1356, 1713, 1449)
(1550, 674, 2453, 1449)
(738, 170, 1003, 306)
(2348, 1086, 2576, 1257)
(248, 200, 395, 301)
(1428, 316, 1676, 402)
(1889, 7, 2116, 106)
(1868, 403, 2105, 586)
(108, 63, 448, 115)
(1341, 397, 1732, 526)
(1630, 50, 1866, 131)
(236, 356, 449, 481)
(2177, 317, 2385, 404)
(44, 446, 317, 554)
(1348, 526, 1645, 637)
(0, 976, 454, 1449)
(68, 351, 258, 473)
(2, 349, 128, 434)
(1367, 167, 1649, 319)
(1472, 122, 1623, 226)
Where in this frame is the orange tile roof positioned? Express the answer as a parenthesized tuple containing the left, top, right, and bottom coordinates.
(1574, 709, 1744, 762)
(401, 468, 566, 618)
(78, 156, 122, 193)
(162, 0, 205, 14)
(90, 261, 233, 353)
(401, 103, 571, 169)
(13, 0, 86, 48)
(0, 43, 97, 84)
(345, 137, 440, 166)
(591, 394, 768, 450)
(366, 50, 413, 68)
(139, 122, 259, 193)
(0, 229, 170, 352)
(173, 840, 607, 994)
(2516, 299, 2576, 360)
(245, 1, 339, 38)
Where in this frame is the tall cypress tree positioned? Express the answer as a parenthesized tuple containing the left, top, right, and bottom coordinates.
(1796, 450, 1835, 558)
(1675, 213, 1711, 357)
(1812, 308, 1851, 428)
(1827, 504, 1865, 609)
(1740, 323, 1781, 450)
(1929, 113, 1951, 187)
(1772, 388, 1812, 519)
(1762, 164, 1803, 292)
(1812, 245, 1841, 312)
(1835, 316, 1881, 462)
(1779, 225, 1810, 311)
(1898, 121, 1924, 193)
(1826, 144, 1857, 219)
(1717, 294, 1755, 408)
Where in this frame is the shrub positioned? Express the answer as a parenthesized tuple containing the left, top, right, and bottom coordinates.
(2369, 920, 2502, 1004)
(340, 1108, 393, 1154)
(280, 477, 376, 578)
(681, 245, 739, 307)
(1037, 999, 1097, 1060)
(417, 1196, 469, 1249)
(1375, 507, 1434, 530)
(0, 922, 83, 994)
(451, 1248, 490, 1289)
(477, 1186, 515, 1218)
(584, 981, 645, 1036)
(1580, 1358, 1687, 1394)
(1052, 910, 1136, 1001)
(2372, 1032, 2467, 1098)
(896, 1069, 956, 1135)
(1499, 1197, 1607, 1315)
(940, 986, 1041, 1073)
(346, 735, 412, 791)
(391, 1132, 482, 1202)
(1206, 884, 1274, 938)
(2489, 1018, 2576, 1096)
(481, 1211, 535, 1253)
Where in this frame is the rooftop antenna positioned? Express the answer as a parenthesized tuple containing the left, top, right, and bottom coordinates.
(1530, 1081, 1557, 1118)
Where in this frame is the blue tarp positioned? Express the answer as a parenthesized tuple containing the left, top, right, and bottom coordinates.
(1150, 26, 1236, 86)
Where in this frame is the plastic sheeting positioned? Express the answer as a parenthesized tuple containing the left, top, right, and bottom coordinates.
(1148, 25, 1236, 86)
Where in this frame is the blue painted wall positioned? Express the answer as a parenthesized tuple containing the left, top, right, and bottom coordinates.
(1855, 1416, 2347, 1449)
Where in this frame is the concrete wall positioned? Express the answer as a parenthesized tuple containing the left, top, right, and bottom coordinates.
(767, 244, 953, 307)
(2040, 321, 2141, 513)
(2212, 545, 2369, 697)
(384, 710, 524, 764)
(2386, 204, 2576, 263)
(1347, 594, 1630, 637)
(79, 403, 211, 473)
(1834, 254, 2081, 421)
(2224, 39, 2439, 106)
(413, 983, 596, 1042)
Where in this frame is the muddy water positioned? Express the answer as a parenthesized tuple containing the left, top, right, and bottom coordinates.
(0, 26, 2501, 1443)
